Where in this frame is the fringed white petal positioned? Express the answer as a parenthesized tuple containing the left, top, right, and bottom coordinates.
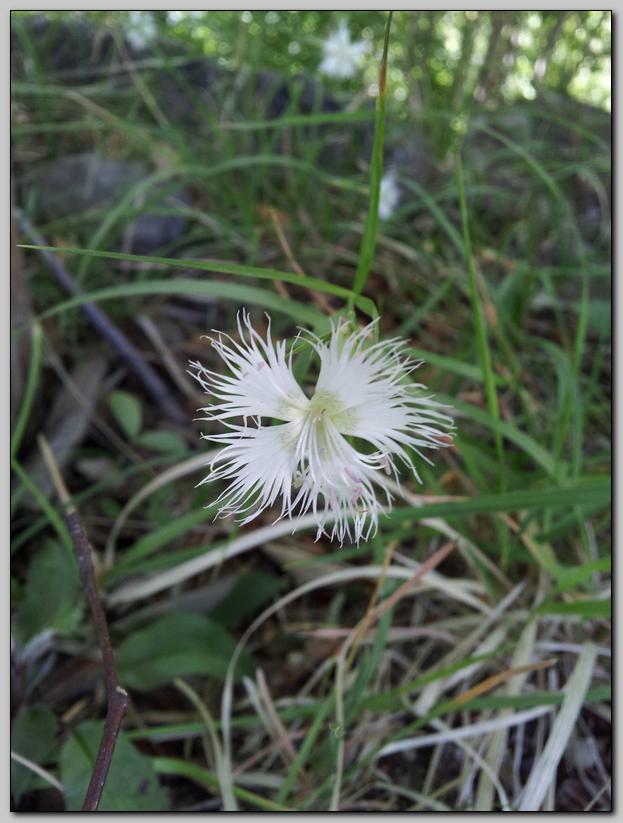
(290, 416, 392, 544)
(309, 320, 455, 481)
(204, 421, 301, 525)
(190, 310, 308, 424)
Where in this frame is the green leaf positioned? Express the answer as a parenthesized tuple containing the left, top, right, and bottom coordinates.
(107, 391, 142, 439)
(11, 322, 43, 461)
(105, 506, 217, 582)
(456, 154, 505, 483)
(440, 394, 559, 479)
(14, 541, 82, 643)
(536, 599, 611, 619)
(461, 686, 611, 712)
(408, 346, 507, 386)
(136, 430, 187, 454)
(60, 721, 169, 811)
(153, 757, 293, 812)
(389, 479, 611, 525)
(115, 612, 251, 690)
(11, 705, 58, 803)
(39, 276, 325, 328)
(553, 557, 611, 593)
(11, 461, 74, 556)
(23, 245, 377, 322)
(352, 11, 392, 297)
(210, 571, 286, 626)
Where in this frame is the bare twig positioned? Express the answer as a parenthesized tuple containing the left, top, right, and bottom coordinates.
(268, 207, 335, 314)
(255, 668, 313, 794)
(38, 435, 129, 812)
(15, 209, 185, 423)
(135, 313, 197, 400)
(346, 539, 398, 668)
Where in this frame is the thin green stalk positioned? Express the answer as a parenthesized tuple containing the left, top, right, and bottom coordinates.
(456, 154, 511, 566)
(10, 321, 43, 461)
(152, 757, 293, 812)
(475, 123, 590, 483)
(455, 155, 505, 479)
(351, 11, 393, 298)
(275, 696, 334, 804)
(11, 458, 73, 555)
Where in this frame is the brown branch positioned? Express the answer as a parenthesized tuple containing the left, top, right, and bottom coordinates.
(14, 209, 185, 424)
(38, 435, 129, 812)
(345, 538, 457, 667)
(268, 207, 335, 315)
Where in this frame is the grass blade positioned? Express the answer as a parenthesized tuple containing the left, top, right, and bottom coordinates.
(36, 278, 325, 328)
(455, 154, 505, 480)
(518, 643, 598, 811)
(352, 11, 392, 297)
(10, 322, 43, 461)
(20, 244, 377, 320)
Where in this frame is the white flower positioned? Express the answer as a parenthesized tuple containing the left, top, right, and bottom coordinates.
(378, 171, 401, 220)
(190, 311, 454, 545)
(125, 11, 158, 51)
(319, 22, 368, 79)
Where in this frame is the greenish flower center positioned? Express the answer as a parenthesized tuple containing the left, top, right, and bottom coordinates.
(307, 390, 357, 432)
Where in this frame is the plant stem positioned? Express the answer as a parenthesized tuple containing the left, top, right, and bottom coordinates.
(38, 434, 129, 812)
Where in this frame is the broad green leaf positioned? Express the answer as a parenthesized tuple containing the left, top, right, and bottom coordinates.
(11, 705, 58, 803)
(14, 541, 82, 643)
(107, 391, 142, 439)
(60, 721, 169, 811)
(136, 430, 187, 453)
(116, 612, 251, 690)
(210, 571, 286, 626)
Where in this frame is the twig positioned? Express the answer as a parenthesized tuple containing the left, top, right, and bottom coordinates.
(38, 435, 129, 812)
(14, 209, 185, 423)
(268, 207, 335, 314)
(136, 313, 197, 400)
(346, 538, 398, 668)
(255, 668, 313, 794)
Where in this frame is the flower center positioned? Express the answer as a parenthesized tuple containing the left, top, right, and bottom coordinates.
(307, 390, 356, 431)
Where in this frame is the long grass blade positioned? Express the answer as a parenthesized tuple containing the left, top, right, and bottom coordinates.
(352, 11, 392, 297)
(518, 643, 598, 811)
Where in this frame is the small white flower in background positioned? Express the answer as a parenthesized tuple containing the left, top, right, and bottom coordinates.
(319, 21, 368, 79)
(378, 171, 401, 220)
(125, 11, 158, 51)
(190, 312, 454, 545)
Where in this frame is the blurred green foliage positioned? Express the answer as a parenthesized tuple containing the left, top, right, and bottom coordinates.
(13, 9, 611, 113)
(161, 11, 611, 111)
